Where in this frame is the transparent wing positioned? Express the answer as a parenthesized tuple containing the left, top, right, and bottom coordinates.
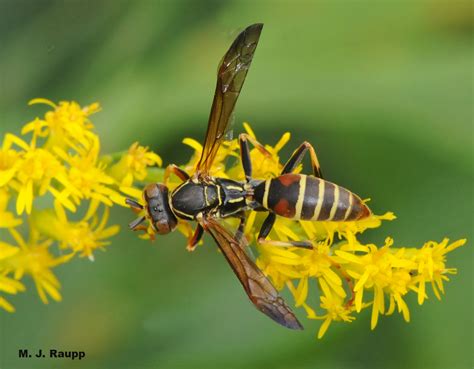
(200, 216, 303, 330)
(196, 23, 263, 175)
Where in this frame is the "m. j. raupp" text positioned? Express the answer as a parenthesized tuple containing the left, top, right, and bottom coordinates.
(19, 349, 85, 360)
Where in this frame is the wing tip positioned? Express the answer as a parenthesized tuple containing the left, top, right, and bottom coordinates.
(285, 317, 304, 330)
(251, 22, 264, 29)
(269, 311, 304, 330)
(257, 300, 305, 330)
(246, 23, 264, 35)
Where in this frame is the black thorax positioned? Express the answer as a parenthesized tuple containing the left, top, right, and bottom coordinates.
(170, 178, 252, 220)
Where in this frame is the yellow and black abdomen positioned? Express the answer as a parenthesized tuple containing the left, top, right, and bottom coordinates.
(253, 174, 371, 221)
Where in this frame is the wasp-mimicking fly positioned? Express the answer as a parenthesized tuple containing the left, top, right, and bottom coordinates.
(126, 23, 371, 330)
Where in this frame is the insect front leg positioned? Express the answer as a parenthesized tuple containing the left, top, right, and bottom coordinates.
(164, 164, 190, 186)
(186, 224, 204, 252)
(129, 225, 155, 241)
(281, 141, 323, 178)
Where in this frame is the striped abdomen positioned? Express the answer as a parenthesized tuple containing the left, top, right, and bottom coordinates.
(253, 174, 371, 221)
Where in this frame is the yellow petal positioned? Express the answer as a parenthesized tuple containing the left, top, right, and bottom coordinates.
(119, 186, 143, 199)
(0, 167, 17, 186)
(335, 250, 363, 265)
(274, 132, 290, 153)
(40, 279, 62, 302)
(354, 269, 370, 292)
(269, 255, 302, 266)
(0, 243, 19, 259)
(355, 289, 364, 313)
(0, 297, 15, 312)
(182, 138, 202, 153)
(370, 301, 379, 330)
(418, 280, 426, 305)
(318, 317, 332, 339)
(24, 180, 33, 214)
(28, 98, 57, 108)
(294, 277, 308, 306)
(242, 122, 256, 139)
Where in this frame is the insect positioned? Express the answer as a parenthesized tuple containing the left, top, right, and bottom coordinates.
(126, 23, 372, 330)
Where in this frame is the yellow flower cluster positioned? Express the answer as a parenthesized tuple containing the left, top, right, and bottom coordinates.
(1, 100, 466, 341)
(0, 99, 161, 312)
(178, 123, 467, 338)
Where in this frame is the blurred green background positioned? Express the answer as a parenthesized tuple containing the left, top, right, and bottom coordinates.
(0, 1, 472, 368)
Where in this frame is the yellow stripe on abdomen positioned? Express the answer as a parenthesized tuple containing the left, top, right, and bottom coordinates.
(328, 185, 340, 221)
(292, 175, 307, 220)
(262, 179, 271, 209)
(312, 179, 325, 220)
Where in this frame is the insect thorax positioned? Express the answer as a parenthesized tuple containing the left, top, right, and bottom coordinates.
(170, 180, 220, 219)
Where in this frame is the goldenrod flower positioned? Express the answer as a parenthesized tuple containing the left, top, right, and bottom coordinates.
(53, 138, 123, 208)
(407, 238, 465, 304)
(0, 241, 25, 312)
(176, 123, 466, 338)
(0, 140, 20, 187)
(299, 279, 359, 339)
(182, 137, 240, 180)
(3, 134, 75, 214)
(0, 275, 25, 312)
(0, 99, 466, 343)
(25, 98, 100, 152)
(32, 203, 119, 260)
(107, 142, 162, 187)
(0, 98, 127, 311)
(2, 228, 72, 304)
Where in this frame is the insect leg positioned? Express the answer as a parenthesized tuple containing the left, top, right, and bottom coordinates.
(257, 213, 276, 241)
(239, 135, 253, 181)
(186, 224, 204, 252)
(259, 238, 313, 249)
(281, 141, 323, 178)
(164, 164, 190, 185)
(239, 133, 272, 158)
(234, 212, 247, 243)
(131, 224, 155, 241)
(257, 212, 312, 249)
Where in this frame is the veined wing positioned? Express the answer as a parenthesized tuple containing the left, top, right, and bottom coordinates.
(200, 216, 303, 330)
(195, 23, 263, 175)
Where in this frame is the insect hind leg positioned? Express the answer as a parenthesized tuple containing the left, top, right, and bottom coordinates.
(256, 212, 313, 250)
(281, 141, 323, 178)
